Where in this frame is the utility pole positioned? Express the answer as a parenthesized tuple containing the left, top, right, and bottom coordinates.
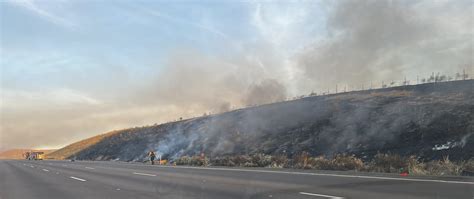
(463, 69, 466, 80)
(336, 84, 338, 93)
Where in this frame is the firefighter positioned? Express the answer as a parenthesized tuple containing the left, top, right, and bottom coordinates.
(148, 151, 156, 165)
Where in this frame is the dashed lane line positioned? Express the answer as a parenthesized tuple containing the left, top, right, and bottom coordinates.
(132, 172, 156, 177)
(300, 192, 344, 199)
(70, 176, 86, 182)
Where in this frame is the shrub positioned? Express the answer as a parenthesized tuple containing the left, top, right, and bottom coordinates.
(293, 152, 311, 169)
(250, 153, 273, 167)
(174, 153, 470, 176)
(330, 154, 364, 171)
(175, 155, 208, 166)
(306, 156, 332, 170)
(211, 156, 236, 167)
(462, 159, 474, 172)
(423, 156, 463, 176)
(368, 153, 407, 173)
(407, 156, 427, 175)
(270, 155, 289, 168)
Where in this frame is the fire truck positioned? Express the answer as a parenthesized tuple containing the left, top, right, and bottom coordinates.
(25, 151, 45, 160)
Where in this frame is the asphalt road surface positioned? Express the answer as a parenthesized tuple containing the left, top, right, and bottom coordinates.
(0, 160, 472, 199)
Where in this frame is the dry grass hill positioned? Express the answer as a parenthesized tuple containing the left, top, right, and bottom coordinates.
(49, 80, 473, 166)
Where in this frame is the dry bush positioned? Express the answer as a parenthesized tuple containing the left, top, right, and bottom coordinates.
(175, 155, 208, 166)
(211, 154, 280, 167)
(423, 156, 463, 176)
(250, 153, 273, 167)
(406, 156, 427, 175)
(233, 155, 252, 166)
(294, 154, 363, 171)
(306, 156, 332, 170)
(330, 154, 365, 171)
(368, 153, 407, 173)
(211, 156, 236, 167)
(175, 153, 469, 176)
(270, 155, 289, 168)
(293, 152, 312, 169)
(462, 159, 474, 172)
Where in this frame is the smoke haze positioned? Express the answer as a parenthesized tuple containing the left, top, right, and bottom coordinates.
(1, 0, 472, 150)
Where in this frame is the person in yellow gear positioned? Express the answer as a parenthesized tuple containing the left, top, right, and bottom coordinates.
(148, 151, 156, 165)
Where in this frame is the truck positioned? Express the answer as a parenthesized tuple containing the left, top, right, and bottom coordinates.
(25, 151, 45, 160)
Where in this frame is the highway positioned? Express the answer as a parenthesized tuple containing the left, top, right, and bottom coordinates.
(0, 160, 472, 199)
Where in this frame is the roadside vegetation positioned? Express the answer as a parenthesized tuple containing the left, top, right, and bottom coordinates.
(173, 153, 474, 176)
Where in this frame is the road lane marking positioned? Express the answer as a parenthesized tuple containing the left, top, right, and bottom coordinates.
(74, 161, 473, 185)
(300, 192, 344, 199)
(62, 164, 67, 167)
(132, 172, 156, 177)
(70, 176, 86, 182)
(42, 169, 49, 172)
(30, 165, 34, 168)
(85, 167, 95, 169)
(151, 165, 474, 185)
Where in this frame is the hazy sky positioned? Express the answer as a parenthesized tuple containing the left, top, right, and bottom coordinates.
(1, 0, 472, 150)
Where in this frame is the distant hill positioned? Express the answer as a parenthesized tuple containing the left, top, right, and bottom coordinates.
(51, 80, 474, 162)
(47, 131, 119, 160)
(0, 149, 56, 159)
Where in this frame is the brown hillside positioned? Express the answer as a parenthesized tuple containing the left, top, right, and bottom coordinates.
(46, 130, 120, 160)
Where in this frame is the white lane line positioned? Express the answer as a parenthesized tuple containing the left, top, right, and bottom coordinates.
(85, 167, 95, 170)
(42, 169, 49, 172)
(300, 192, 344, 199)
(132, 172, 156, 177)
(30, 165, 34, 168)
(70, 176, 86, 182)
(151, 165, 474, 185)
(62, 164, 67, 167)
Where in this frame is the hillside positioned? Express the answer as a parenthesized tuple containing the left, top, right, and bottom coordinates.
(52, 80, 473, 162)
(0, 149, 56, 159)
(47, 131, 120, 159)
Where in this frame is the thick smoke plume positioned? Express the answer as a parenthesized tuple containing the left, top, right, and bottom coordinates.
(298, 0, 473, 90)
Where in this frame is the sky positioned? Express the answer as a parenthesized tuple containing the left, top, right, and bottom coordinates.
(0, 0, 472, 150)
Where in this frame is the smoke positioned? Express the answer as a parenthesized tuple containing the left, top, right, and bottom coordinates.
(3, 0, 472, 150)
(244, 79, 287, 106)
(298, 0, 473, 90)
(135, 49, 289, 115)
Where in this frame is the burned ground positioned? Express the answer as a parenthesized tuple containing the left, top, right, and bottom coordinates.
(48, 80, 474, 163)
